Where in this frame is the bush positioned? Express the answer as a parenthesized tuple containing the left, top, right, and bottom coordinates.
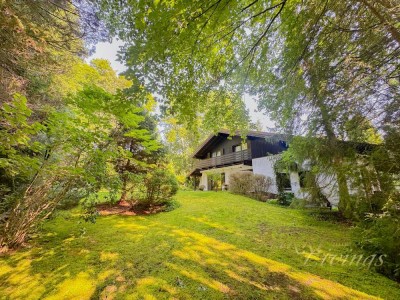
(357, 196, 400, 281)
(229, 172, 273, 201)
(57, 187, 89, 210)
(164, 199, 181, 212)
(253, 174, 273, 200)
(277, 192, 294, 206)
(137, 169, 179, 208)
(229, 171, 255, 195)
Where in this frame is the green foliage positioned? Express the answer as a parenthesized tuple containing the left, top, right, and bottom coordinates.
(0, 0, 107, 102)
(0, 81, 161, 249)
(81, 194, 100, 224)
(277, 192, 294, 206)
(208, 173, 222, 191)
(135, 169, 179, 208)
(163, 199, 181, 212)
(357, 194, 400, 281)
(0, 94, 44, 182)
(163, 117, 211, 184)
(51, 59, 132, 97)
(289, 198, 308, 209)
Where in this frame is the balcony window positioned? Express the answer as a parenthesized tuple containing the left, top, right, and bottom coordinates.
(212, 151, 222, 157)
(233, 143, 247, 152)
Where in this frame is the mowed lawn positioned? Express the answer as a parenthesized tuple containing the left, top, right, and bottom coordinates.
(1, 192, 399, 299)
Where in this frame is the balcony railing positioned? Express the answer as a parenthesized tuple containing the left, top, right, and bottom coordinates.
(195, 149, 252, 169)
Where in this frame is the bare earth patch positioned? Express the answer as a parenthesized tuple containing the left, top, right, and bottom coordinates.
(97, 202, 166, 216)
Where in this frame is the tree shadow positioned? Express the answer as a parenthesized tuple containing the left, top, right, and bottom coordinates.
(0, 213, 385, 299)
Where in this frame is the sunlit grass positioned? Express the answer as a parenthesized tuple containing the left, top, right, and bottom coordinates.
(0, 191, 399, 299)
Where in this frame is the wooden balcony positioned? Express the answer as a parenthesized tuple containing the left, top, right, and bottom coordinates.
(195, 149, 252, 170)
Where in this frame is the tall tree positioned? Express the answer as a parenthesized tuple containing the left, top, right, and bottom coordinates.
(97, 0, 399, 216)
(0, 0, 107, 103)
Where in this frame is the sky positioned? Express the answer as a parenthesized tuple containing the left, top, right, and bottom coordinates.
(88, 40, 275, 130)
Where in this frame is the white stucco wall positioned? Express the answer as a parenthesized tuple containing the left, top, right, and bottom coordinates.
(252, 156, 340, 206)
(316, 173, 340, 207)
(290, 172, 303, 198)
(252, 155, 281, 194)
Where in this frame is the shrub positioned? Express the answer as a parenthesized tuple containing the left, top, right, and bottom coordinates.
(357, 195, 400, 281)
(137, 169, 179, 208)
(229, 171, 254, 195)
(229, 172, 273, 201)
(277, 192, 294, 206)
(164, 199, 181, 212)
(57, 187, 89, 210)
(253, 174, 273, 200)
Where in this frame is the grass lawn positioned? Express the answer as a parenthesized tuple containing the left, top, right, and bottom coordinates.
(1, 191, 399, 299)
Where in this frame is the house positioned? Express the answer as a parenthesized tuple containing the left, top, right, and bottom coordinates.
(189, 130, 341, 206)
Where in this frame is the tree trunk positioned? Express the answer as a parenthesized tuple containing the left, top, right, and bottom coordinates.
(119, 175, 128, 205)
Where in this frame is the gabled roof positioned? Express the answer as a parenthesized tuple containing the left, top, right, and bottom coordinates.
(192, 129, 286, 158)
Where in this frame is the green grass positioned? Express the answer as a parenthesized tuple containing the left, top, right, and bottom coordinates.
(1, 191, 399, 299)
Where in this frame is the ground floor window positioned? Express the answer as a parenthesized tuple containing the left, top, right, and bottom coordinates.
(276, 172, 292, 191)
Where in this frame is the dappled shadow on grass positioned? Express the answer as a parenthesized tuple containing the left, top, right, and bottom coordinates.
(165, 228, 380, 299)
(0, 212, 384, 299)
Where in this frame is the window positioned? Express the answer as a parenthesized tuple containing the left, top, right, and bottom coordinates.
(216, 150, 221, 157)
(276, 172, 292, 191)
(233, 145, 241, 152)
(211, 152, 217, 158)
(233, 143, 248, 152)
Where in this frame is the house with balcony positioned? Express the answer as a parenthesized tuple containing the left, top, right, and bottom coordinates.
(189, 130, 341, 206)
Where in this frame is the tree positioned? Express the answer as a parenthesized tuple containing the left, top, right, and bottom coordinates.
(96, 0, 399, 217)
(0, 87, 118, 250)
(113, 106, 163, 204)
(0, 0, 108, 103)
